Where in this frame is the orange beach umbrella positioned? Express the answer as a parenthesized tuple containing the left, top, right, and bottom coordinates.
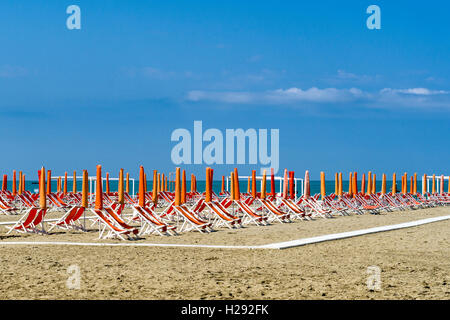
(422, 174, 427, 194)
(118, 168, 124, 205)
(205, 168, 212, 203)
(174, 168, 181, 206)
(234, 168, 240, 201)
(372, 173, 376, 193)
(320, 171, 326, 200)
(152, 170, 158, 205)
(139, 166, 146, 207)
(95, 165, 103, 210)
(39, 167, 46, 209)
(270, 168, 275, 196)
(73, 170, 77, 193)
(82, 170, 88, 208)
(261, 170, 267, 199)
(304, 170, 310, 198)
(289, 171, 294, 199)
(251, 170, 257, 198)
(381, 173, 386, 195)
(392, 173, 397, 194)
(348, 172, 353, 197)
(46, 170, 51, 194)
(181, 169, 186, 204)
(64, 172, 68, 195)
(12, 170, 17, 195)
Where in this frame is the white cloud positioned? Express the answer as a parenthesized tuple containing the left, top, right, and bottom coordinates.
(187, 87, 368, 105)
(186, 86, 450, 109)
(380, 87, 449, 95)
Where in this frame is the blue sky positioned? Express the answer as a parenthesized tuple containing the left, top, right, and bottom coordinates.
(0, 0, 449, 180)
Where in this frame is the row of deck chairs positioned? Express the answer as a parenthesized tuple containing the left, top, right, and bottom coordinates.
(1, 187, 449, 240)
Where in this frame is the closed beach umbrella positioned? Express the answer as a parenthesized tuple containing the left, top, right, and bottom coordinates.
(139, 166, 145, 207)
(221, 176, 225, 194)
(230, 172, 235, 200)
(338, 172, 343, 197)
(304, 170, 310, 198)
(205, 168, 211, 203)
(252, 170, 257, 198)
(392, 173, 397, 194)
(352, 172, 358, 196)
(367, 172, 372, 195)
(361, 173, 366, 195)
(12, 170, 17, 195)
(2, 175, 7, 191)
(46, 170, 51, 194)
(440, 175, 444, 195)
(144, 173, 147, 193)
(289, 171, 295, 199)
(348, 172, 353, 197)
(181, 169, 187, 204)
(413, 173, 417, 195)
(335, 173, 338, 195)
(39, 167, 46, 209)
(22, 174, 26, 193)
(73, 170, 77, 193)
(261, 170, 267, 199)
(247, 177, 251, 194)
(64, 172, 68, 195)
(381, 173, 386, 195)
(118, 168, 124, 205)
(95, 165, 103, 210)
(282, 169, 288, 199)
(410, 176, 413, 194)
(270, 168, 276, 196)
(320, 171, 326, 200)
(174, 168, 181, 206)
(126, 173, 130, 194)
(234, 168, 240, 201)
(82, 170, 88, 208)
(152, 170, 158, 205)
(191, 174, 195, 193)
(371, 172, 375, 194)
(18, 171, 23, 195)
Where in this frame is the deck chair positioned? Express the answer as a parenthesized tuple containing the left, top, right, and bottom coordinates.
(258, 198, 291, 223)
(277, 197, 311, 220)
(0, 198, 18, 215)
(6, 207, 47, 234)
(132, 205, 177, 236)
(90, 208, 139, 240)
(203, 200, 242, 229)
(233, 200, 269, 226)
(48, 206, 86, 231)
(173, 205, 213, 233)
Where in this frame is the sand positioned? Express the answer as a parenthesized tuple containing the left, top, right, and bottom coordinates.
(0, 207, 448, 299)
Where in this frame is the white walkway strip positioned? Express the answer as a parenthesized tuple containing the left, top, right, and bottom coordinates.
(0, 241, 259, 250)
(0, 215, 449, 250)
(259, 215, 450, 249)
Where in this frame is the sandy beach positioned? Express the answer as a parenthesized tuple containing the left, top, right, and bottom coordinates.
(0, 206, 449, 299)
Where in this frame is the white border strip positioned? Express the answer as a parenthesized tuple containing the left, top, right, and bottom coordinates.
(0, 215, 449, 250)
(260, 215, 450, 249)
